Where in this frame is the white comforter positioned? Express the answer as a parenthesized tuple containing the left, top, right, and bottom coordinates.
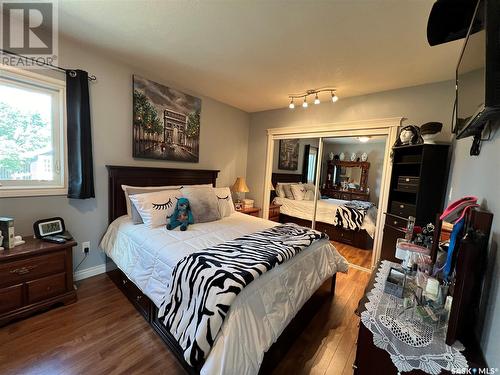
(100, 212, 348, 375)
(274, 196, 377, 238)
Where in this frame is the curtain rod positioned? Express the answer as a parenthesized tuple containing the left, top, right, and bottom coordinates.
(0, 49, 97, 81)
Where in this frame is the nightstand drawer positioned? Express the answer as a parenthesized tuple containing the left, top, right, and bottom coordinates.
(385, 214, 408, 230)
(351, 193, 368, 201)
(27, 272, 67, 304)
(0, 252, 66, 287)
(0, 284, 23, 314)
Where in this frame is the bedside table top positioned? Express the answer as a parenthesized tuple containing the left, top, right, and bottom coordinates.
(0, 237, 77, 261)
(238, 207, 260, 214)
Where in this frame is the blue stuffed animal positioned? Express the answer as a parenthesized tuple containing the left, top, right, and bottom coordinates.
(167, 197, 193, 231)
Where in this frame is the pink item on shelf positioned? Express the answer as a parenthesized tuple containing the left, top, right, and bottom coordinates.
(440, 196, 479, 224)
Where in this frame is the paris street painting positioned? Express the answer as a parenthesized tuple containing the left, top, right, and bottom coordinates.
(133, 75, 201, 162)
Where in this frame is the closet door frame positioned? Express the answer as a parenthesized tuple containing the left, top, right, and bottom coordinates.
(263, 117, 403, 269)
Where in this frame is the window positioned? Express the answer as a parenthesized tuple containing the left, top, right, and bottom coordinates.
(307, 147, 318, 183)
(0, 67, 66, 197)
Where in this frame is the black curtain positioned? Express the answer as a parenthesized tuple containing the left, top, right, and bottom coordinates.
(66, 70, 95, 199)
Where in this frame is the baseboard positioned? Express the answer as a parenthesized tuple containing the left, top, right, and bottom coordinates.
(74, 263, 106, 281)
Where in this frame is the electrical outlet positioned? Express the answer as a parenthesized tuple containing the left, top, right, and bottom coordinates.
(82, 241, 90, 254)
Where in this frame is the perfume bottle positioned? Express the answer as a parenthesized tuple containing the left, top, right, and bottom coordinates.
(405, 216, 416, 241)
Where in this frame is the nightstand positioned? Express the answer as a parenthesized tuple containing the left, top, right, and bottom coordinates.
(238, 207, 261, 217)
(0, 238, 77, 326)
(269, 204, 281, 222)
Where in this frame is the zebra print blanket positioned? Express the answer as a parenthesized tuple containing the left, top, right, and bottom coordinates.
(158, 223, 326, 368)
(333, 205, 367, 231)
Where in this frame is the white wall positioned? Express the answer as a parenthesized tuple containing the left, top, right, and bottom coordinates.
(0, 36, 250, 272)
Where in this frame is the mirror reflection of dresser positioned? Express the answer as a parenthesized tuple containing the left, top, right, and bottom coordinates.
(321, 160, 370, 201)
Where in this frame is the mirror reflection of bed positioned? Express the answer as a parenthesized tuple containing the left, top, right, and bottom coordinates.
(270, 136, 387, 270)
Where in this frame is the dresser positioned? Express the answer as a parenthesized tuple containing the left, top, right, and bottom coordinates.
(320, 188, 370, 201)
(381, 144, 450, 262)
(0, 238, 77, 326)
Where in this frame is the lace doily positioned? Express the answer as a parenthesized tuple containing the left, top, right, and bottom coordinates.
(360, 261, 468, 374)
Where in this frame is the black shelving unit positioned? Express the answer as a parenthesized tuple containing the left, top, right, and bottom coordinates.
(380, 144, 451, 262)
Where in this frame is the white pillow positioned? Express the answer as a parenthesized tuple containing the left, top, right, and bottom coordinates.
(121, 183, 212, 217)
(303, 183, 315, 192)
(282, 183, 295, 199)
(290, 184, 307, 200)
(181, 187, 221, 223)
(129, 189, 182, 227)
(304, 190, 315, 201)
(275, 183, 285, 198)
(214, 187, 235, 217)
(122, 184, 181, 217)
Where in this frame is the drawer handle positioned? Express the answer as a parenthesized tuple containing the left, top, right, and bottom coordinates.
(46, 286, 52, 292)
(405, 178, 410, 182)
(10, 265, 37, 275)
(393, 220, 398, 225)
(136, 295, 142, 301)
(352, 364, 358, 370)
(122, 279, 128, 285)
(400, 204, 404, 208)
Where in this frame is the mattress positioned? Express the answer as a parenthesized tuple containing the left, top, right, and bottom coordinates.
(100, 212, 348, 375)
(274, 196, 377, 238)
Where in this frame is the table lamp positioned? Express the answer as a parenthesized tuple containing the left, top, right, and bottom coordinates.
(232, 177, 249, 210)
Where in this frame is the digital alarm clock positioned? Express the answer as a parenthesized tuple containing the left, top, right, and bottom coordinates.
(33, 217, 66, 239)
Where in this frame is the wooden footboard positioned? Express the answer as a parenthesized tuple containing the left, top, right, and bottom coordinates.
(106, 257, 337, 374)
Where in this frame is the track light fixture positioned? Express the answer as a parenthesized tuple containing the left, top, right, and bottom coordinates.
(288, 87, 337, 109)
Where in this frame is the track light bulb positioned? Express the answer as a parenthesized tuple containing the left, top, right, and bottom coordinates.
(331, 92, 338, 102)
(314, 93, 320, 105)
(302, 98, 308, 108)
(289, 99, 295, 109)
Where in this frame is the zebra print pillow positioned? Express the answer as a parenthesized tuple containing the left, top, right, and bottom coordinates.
(128, 189, 182, 227)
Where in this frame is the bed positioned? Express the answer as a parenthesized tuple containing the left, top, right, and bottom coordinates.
(101, 166, 348, 375)
(272, 173, 376, 250)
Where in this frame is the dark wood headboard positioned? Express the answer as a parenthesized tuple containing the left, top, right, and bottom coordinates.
(107, 165, 219, 223)
(271, 172, 303, 201)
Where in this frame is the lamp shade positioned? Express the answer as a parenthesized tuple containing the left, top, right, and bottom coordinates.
(232, 177, 249, 193)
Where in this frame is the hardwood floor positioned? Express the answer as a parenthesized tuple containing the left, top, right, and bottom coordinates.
(332, 241, 373, 270)
(0, 269, 370, 375)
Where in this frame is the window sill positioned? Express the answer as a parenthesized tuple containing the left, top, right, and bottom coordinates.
(0, 187, 67, 198)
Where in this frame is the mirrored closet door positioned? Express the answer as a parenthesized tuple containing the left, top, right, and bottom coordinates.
(269, 138, 321, 229)
(314, 136, 387, 270)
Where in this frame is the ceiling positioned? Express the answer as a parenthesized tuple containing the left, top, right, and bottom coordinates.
(323, 136, 386, 144)
(58, 0, 464, 113)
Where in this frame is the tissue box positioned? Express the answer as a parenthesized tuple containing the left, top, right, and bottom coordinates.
(242, 199, 254, 209)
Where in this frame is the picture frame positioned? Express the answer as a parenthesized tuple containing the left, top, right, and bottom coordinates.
(133, 75, 201, 162)
(278, 139, 299, 170)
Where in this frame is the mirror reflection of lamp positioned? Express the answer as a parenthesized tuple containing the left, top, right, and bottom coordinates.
(232, 177, 250, 210)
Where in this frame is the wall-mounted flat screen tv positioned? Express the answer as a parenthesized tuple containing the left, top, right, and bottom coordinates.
(455, 0, 500, 139)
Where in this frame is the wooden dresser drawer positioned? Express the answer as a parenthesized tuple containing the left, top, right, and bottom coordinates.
(120, 276, 150, 319)
(390, 201, 416, 218)
(0, 284, 23, 314)
(341, 193, 351, 200)
(0, 252, 66, 287)
(351, 193, 368, 201)
(385, 214, 408, 230)
(27, 273, 67, 304)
